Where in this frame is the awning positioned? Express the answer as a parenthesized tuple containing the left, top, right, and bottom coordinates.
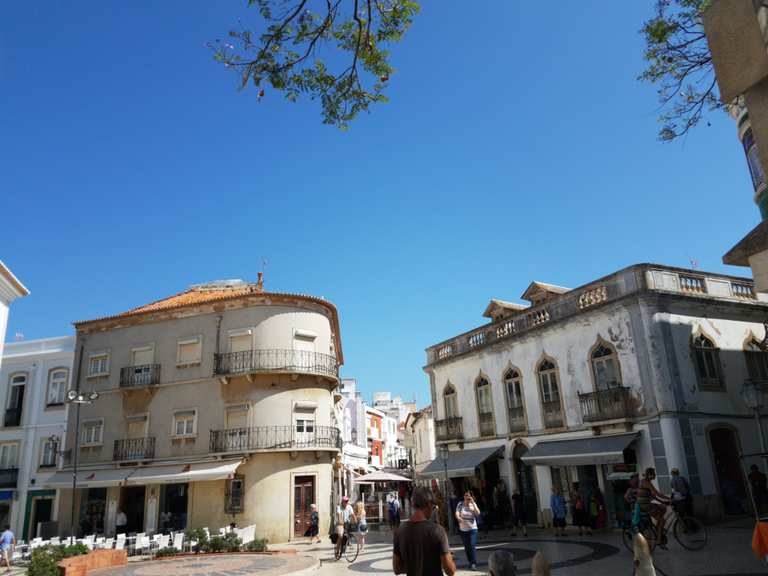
(521, 432, 639, 467)
(354, 471, 412, 483)
(45, 468, 134, 488)
(421, 446, 504, 478)
(125, 460, 242, 485)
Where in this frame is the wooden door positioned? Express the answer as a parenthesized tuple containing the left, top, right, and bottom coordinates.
(293, 476, 315, 538)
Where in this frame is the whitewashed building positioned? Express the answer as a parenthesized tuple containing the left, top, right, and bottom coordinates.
(0, 336, 74, 539)
(423, 264, 768, 525)
(0, 261, 29, 363)
(404, 406, 436, 483)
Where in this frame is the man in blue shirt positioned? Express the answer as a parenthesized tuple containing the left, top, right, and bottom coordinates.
(0, 525, 15, 572)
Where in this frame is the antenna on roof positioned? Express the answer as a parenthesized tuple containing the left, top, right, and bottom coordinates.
(688, 257, 699, 271)
(14, 332, 23, 341)
(256, 257, 267, 291)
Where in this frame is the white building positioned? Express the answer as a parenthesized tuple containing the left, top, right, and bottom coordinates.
(423, 264, 768, 525)
(336, 379, 369, 499)
(404, 406, 436, 483)
(0, 261, 29, 363)
(0, 336, 73, 539)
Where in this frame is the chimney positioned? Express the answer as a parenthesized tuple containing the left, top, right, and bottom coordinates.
(256, 271, 264, 291)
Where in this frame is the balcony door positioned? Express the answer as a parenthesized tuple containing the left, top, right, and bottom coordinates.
(6, 375, 25, 426)
(224, 405, 250, 450)
(126, 415, 148, 439)
(293, 332, 316, 371)
(293, 476, 315, 538)
(0, 444, 18, 470)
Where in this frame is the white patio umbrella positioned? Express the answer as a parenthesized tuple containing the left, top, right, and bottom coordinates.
(353, 471, 412, 483)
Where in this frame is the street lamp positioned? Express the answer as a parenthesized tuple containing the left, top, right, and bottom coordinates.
(742, 379, 768, 473)
(438, 444, 452, 532)
(67, 389, 99, 544)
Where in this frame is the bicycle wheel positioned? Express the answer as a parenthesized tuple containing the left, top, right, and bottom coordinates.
(621, 528, 634, 553)
(345, 533, 360, 563)
(673, 515, 707, 551)
(333, 535, 344, 560)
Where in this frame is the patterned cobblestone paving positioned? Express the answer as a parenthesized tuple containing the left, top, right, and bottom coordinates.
(92, 553, 317, 576)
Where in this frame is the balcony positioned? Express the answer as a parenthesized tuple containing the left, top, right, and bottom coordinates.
(120, 364, 161, 388)
(210, 425, 341, 453)
(213, 349, 338, 379)
(507, 406, 526, 433)
(435, 417, 464, 442)
(579, 387, 633, 423)
(4, 409, 21, 427)
(0, 469, 18, 488)
(113, 437, 156, 461)
(478, 412, 495, 437)
(542, 401, 564, 429)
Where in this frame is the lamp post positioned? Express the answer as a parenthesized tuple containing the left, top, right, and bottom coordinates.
(742, 379, 768, 473)
(67, 389, 99, 544)
(438, 444, 451, 533)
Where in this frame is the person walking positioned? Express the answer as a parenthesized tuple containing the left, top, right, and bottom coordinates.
(308, 504, 320, 544)
(393, 487, 456, 576)
(571, 482, 589, 535)
(588, 487, 606, 530)
(494, 481, 511, 529)
(670, 468, 693, 517)
(510, 489, 527, 537)
(624, 474, 639, 528)
(550, 486, 567, 537)
(748, 464, 767, 513)
(389, 495, 402, 529)
(455, 491, 481, 570)
(355, 500, 368, 551)
(0, 525, 15, 573)
(116, 508, 127, 534)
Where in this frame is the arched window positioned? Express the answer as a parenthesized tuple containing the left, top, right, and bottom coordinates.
(591, 342, 621, 390)
(692, 334, 722, 389)
(443, 384, 458, 419)
(538, 359, 563, 428)
(745, 339, 768, 381)
(504, 369, 526, 433)
(476, 378, 495, 437)
(47, 368, 68, 406)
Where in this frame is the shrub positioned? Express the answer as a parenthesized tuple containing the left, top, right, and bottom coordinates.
(155, 547, 180, 558)
(185, 528, 209, 553)
(28, 543, 89, 576)
(208, 535, 226, 553)
(245, 538, 268, 552)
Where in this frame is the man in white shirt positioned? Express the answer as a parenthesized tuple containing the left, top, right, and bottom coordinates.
(116, 509, 128, 533)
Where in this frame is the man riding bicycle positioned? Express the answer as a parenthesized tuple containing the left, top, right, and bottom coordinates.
(637, 467, 671, 545)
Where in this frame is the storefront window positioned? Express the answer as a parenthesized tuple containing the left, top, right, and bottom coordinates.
(79, 488, 106, 536)
(159, 483, 188, 533)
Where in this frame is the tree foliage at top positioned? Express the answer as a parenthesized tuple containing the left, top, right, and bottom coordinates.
(639, 0, 722, 141)
(212, 0, 420, 129)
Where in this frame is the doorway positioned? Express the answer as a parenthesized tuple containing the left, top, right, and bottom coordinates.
(512, 444, 538, 524)
(293, 476, 315, 538)
(120, 486, 146, 533)
(28, 497, 53, 539)
(709, 427, 747, 515)
(159, 483, 188, 532)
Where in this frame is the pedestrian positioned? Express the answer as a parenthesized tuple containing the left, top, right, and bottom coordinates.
(337, 496, 355, 543)
(550, 486, 567, 537)
(624, 474, 639, 528)
(588, 487, 606, 530)
(355, 500, 368, 551)
(670, 468, 693, 517)
(510, 489, 527, 537)
(455, 490, 481, 570)
(308, 503, 320, 544)
(494, 480, 511, 529)
(748, 464, 768, 513)
(393, 487, 456, 576)
(389, 495, 401, 529)
(571, 482, 589, 535)
(116, 508, 127, 534)
(0, 525, 14, 573)
(488, 550, 517, 576)
(638, 468, 671, 546)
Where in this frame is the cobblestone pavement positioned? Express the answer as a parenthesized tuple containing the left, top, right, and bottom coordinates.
(273, 523, 767, 576)
(89, 553, 318, 576)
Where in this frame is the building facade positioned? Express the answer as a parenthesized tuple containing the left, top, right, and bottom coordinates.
(365, 407, 384, 468)
(404, 406, 436, 483)
(49, 279, 343, 543)
(0, 261, 29, 364)
(0, 336, 73, 539)
(336, 378, 369, 499)
(423, 264, 768, 525)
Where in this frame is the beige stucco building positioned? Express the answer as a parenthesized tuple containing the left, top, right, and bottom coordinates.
(49, 277, 343, 543)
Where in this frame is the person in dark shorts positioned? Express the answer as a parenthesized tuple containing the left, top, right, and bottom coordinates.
(393, 487, 456, 576)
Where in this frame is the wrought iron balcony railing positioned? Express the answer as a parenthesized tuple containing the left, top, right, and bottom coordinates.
(113, 437, 156, 461)
(213, 349, 339, 379)
(0, 469, 18, 488)
(478, 412, 495, 437)
(120, 364, 161, 388)
(579, 387, 633, 422)
(542, 400, 564, 429)
(507, 406, 526, 433)
(4, 409, 21, 427)
(210, 425, 341, 453)
(435, 417, 464, 442)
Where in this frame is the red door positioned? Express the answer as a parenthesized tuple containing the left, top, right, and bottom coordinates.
(293, 476, 315, 538)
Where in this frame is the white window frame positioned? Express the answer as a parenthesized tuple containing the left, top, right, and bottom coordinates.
(0, 443, 19, 469)
(228, 328, 254, 352)
(176, 336, 202, 367)
(172, 408, 198, 438)
(131, 344, 155, 366)
(47, 368, 69, 406)
(81, 419, 104, 446)
(87, 352, 110, 378)
(40, 438, 58, 468)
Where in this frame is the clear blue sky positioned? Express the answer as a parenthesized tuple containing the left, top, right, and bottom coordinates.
(1, 2, 757, 407)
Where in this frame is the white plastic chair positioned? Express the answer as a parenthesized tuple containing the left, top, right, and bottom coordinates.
(172, 533, 184, 550)
(49, 537, 61, 545)
(115, 537, 126, 550)
(219, 527, 226, 536)
(137, 535, 151, 554)
(157, 534, 170, 549)
(241, 524, 256, 544)
(203, 527, 210, 538)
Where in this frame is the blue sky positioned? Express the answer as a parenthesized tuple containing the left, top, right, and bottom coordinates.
(1, 2, 757, 406)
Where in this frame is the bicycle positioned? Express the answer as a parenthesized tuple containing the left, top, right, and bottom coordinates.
(333, 526, 361, 562)
(622, 504, 707, 553)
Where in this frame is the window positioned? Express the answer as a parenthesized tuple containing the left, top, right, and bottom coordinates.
(0, 444, 18, 469)
(87, 353, 109, 377)
(6, 373, 26, 426)
(177, 337, 202, 366)
(47, 368, 68, 406)
(443, 384, 458, 418)
(538, 360, 560, 404)
(81, 420, 104, 445)
(40, 438, 57, 467)
(173, 409, 197, 437)
(591, 342, 622, 390)
(131, 346, 154, 366)
(504, 369, 524, 408)
(692, 334, 722, 389)
(126, 414, 148, 439)
(229, 330, 252, 353)
(744, 128, 766, 191)
(745, 339, 768, 381)
(225, 476, 245, 514)
(475, 378, 495, 436)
